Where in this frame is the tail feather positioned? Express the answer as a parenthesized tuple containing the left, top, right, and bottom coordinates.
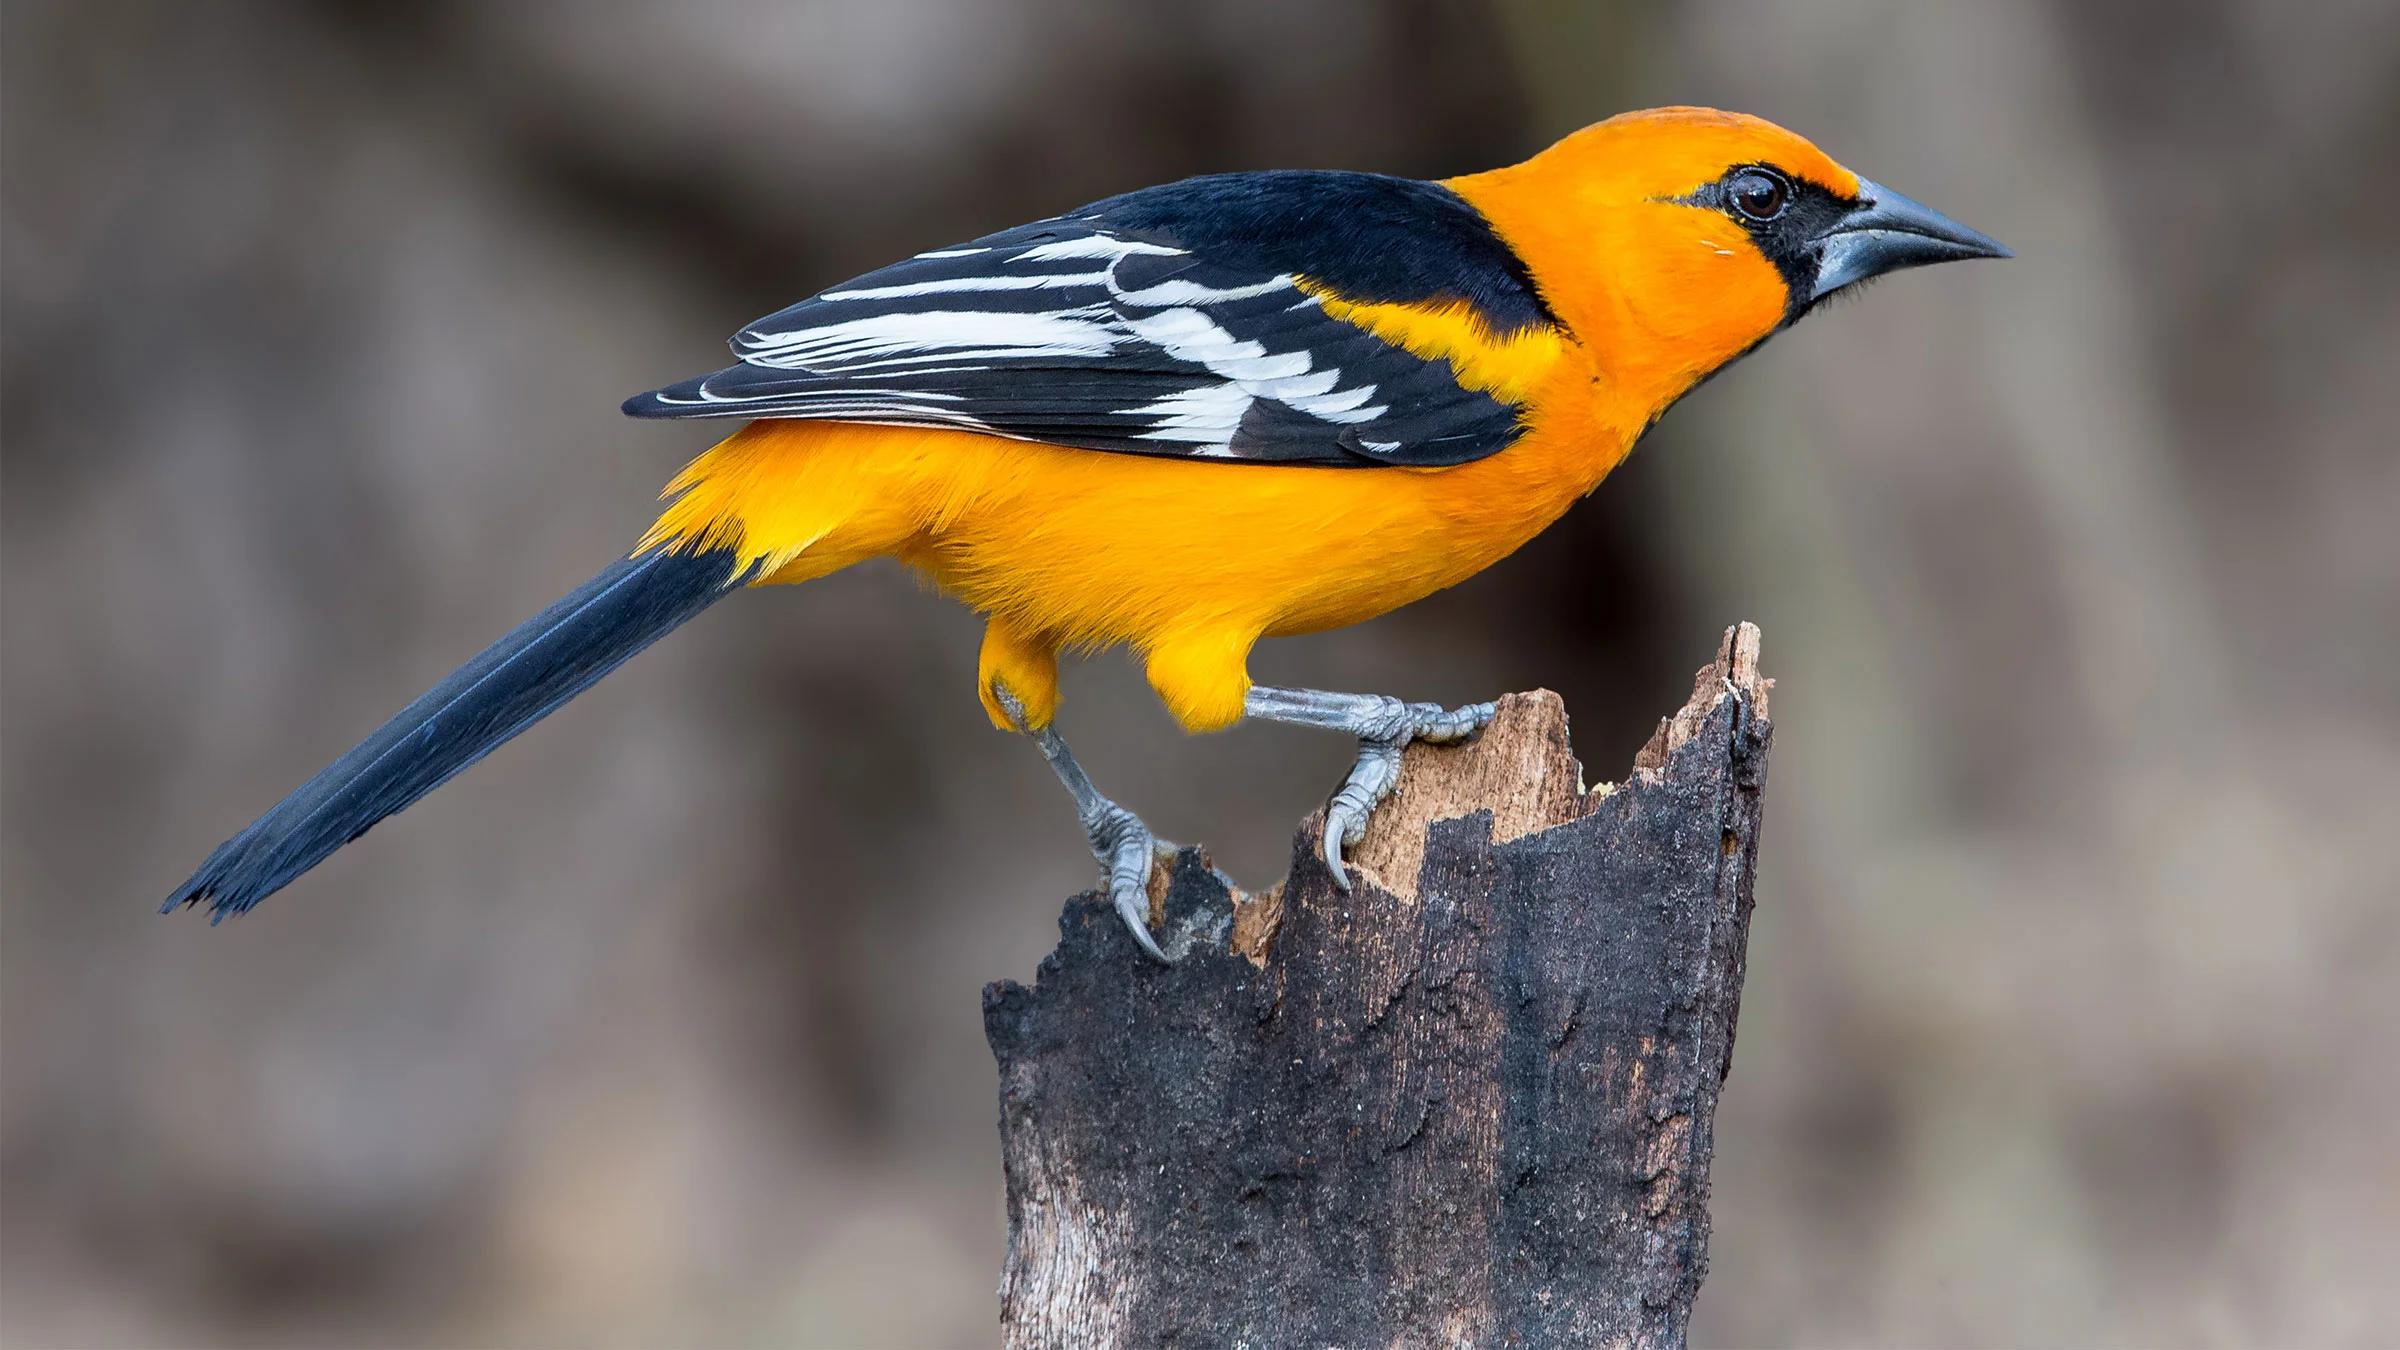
(164, 545, 748, 921)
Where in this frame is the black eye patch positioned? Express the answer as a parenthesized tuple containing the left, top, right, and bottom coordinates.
(1676, 165, 1859, 321)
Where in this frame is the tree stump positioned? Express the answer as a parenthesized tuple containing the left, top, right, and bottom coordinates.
(984, 624, 1772, 1348)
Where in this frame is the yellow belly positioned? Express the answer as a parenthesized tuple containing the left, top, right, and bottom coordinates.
(642, 409, 1633, 731)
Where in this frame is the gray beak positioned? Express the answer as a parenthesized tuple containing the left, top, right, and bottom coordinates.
(1811, 177, 2012, 300)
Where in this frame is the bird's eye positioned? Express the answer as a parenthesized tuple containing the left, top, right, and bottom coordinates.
(1728, 168, 1790, 223)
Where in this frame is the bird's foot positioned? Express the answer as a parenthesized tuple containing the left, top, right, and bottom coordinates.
(996, 685, 1180, 962)
(1319, 697, 1497, 886)
(1078, 796, 1178, 962)
(1243, 687, 1498, 889)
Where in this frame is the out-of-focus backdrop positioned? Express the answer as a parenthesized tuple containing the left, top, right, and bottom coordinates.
(5, 1, 2395, 1344)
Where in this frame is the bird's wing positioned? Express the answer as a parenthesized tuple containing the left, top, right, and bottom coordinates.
(623, 171, 1566, 468)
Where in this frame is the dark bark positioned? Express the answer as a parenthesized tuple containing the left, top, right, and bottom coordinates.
(985, 624, 1772, 1349)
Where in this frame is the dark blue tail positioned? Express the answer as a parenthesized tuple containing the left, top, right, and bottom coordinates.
(163, 546, 748, 922)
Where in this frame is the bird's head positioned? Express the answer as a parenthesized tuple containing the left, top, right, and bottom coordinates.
(1453, 107, 2009, 409)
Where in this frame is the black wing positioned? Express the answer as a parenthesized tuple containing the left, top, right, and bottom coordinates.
(624, 171, 1561, 468)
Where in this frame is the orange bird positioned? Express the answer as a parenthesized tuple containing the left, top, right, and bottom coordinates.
(165, 107, 2006, 959)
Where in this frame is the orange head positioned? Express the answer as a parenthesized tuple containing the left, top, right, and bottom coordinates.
(1450, 107, 2007, 414)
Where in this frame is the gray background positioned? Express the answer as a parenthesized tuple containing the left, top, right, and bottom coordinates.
(5, 0, 2396, 1344)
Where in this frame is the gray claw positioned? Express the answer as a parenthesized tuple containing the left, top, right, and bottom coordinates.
(1323, 741, 1404, 889)
(1089, 801, 1172, 962)
(1420, 700, 1498, 743)
(1110, 876, 1167, 962)
(1317, 699, 1497, 888)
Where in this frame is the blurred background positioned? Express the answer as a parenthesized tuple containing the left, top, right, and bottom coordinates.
(5, 0, 2395, 1344)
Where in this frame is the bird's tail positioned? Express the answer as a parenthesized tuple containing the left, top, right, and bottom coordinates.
(162, 544, 750, 921)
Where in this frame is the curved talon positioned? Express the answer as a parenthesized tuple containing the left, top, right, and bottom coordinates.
(1303, 697, 1498, 889)
(1108, 870, 1167, 963)
(1322, 817, 1350, 891)
(1322, 741, 1403, 889)
(1089, 800, 1172, 962)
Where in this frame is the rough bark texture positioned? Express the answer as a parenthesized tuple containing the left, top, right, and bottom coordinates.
(985, 624, 1773, 1349)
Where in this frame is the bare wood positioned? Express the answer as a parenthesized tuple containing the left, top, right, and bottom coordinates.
(986, 624, 1772, 1348)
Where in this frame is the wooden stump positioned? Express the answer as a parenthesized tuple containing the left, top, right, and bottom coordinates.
(985, 624, 1772, 1348)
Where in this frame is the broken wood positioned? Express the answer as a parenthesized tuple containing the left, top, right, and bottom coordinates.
(985, 624, 1773, 1348)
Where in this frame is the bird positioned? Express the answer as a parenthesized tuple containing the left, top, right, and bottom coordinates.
(162, 106, 2007, 960)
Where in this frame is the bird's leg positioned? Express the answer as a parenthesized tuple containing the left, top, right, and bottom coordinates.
(993, 687, 1177, 962)
(1242, 686, 1497, 887)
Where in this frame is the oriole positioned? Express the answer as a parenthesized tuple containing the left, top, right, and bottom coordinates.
(165, 106, 2006, 959)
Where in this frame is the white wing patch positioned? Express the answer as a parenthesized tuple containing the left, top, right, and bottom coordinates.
(1011, 235, 1184, 263)
(817, 272, 1115, 302)
(738, 308, 1125, 371)
(1126, 385, 1257, 452)
(708, 225, 1387, 455)
(1119, 303, 1385, 444)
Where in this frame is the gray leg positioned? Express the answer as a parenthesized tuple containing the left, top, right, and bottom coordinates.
(1243, 686, 1497, 887)
(994, 688, 1175, 962)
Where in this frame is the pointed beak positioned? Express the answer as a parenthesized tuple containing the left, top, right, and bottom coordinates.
(1811, 177, 2012, 301)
